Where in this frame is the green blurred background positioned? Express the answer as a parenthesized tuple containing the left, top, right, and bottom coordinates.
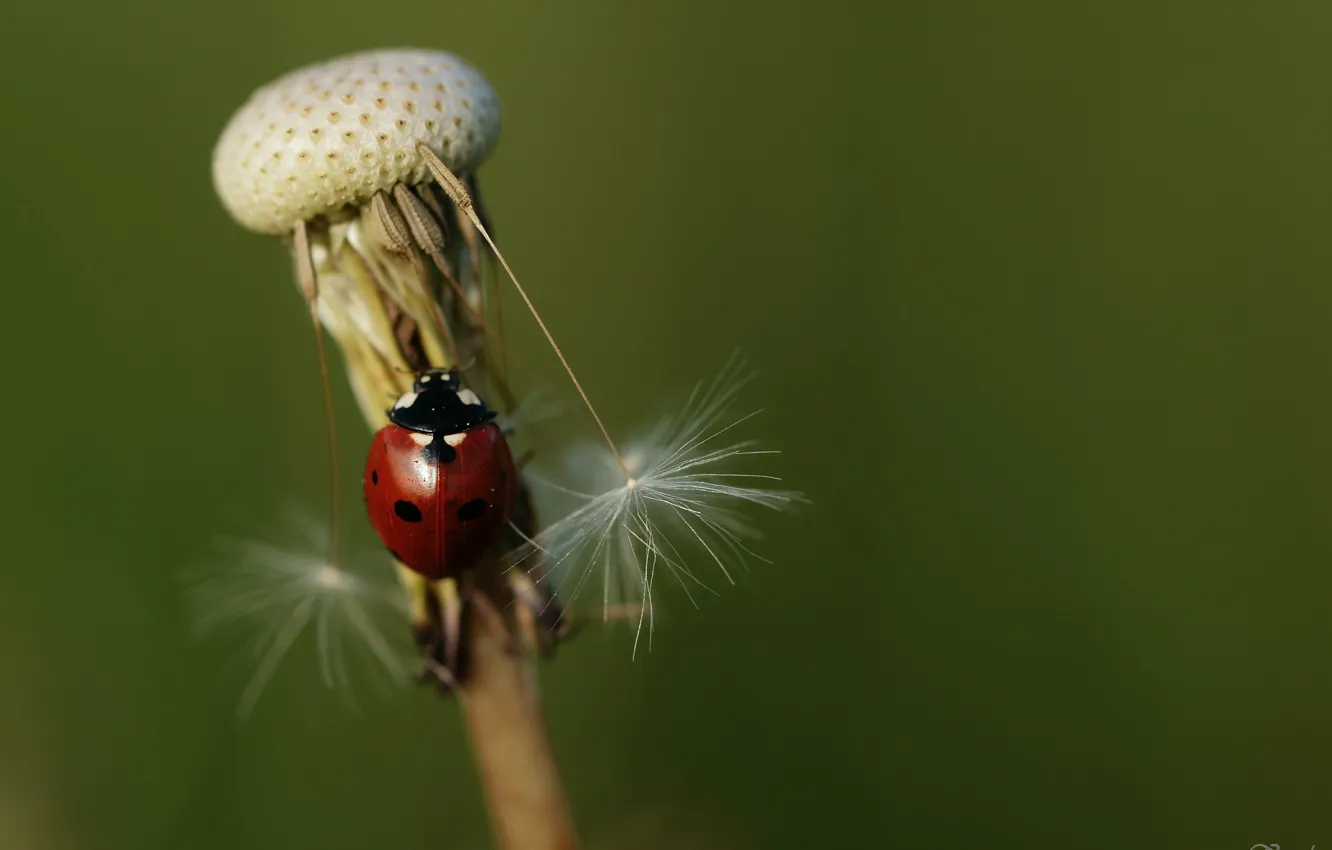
(2, 1, 1331, 848)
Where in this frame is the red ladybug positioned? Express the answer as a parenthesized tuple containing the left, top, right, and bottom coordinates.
(363, 368, 517, 579)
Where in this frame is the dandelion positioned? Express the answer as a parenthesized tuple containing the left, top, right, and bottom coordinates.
(211, 48, 578, 850)
(516, 357, 803, 652)
(208, 47, 799, 850)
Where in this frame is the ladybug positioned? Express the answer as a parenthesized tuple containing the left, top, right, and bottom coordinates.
(363, 368, 517, 579)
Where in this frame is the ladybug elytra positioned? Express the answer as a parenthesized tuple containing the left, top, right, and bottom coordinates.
(363, 368, 517, 579)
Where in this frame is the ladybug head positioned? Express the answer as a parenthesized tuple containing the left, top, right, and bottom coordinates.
(410, 368, 461, 393)
(389, 367, 498, 434)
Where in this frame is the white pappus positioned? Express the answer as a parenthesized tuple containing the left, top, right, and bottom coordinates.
(510, 356, 806, 655)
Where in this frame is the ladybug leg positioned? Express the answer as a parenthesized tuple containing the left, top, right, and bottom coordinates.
(420, 656, 457, 691)
(396, 561, 436, 651)
(402, 566, 471, 692)
(437, 577, 466, 675)
(420, 576, 471, 691)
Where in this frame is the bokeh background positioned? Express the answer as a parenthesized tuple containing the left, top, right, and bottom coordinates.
(3, 1, 1332, 848)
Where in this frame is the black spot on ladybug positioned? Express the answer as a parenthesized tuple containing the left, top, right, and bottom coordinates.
(456, 499, 487, 522)
(371, 470, 379, 485)
(422, 437, 457, 464)
(394, 500, 423, 522)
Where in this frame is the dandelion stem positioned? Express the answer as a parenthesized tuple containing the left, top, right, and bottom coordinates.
(459, 607, 579, 850)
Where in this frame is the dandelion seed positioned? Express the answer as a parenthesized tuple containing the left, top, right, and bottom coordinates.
(186, 507, 412, 718)
(510, 357, 806, 655)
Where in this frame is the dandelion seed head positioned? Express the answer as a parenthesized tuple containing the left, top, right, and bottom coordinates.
(212, 48, 501, 235)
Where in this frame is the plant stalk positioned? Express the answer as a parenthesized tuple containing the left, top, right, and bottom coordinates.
(305, 183, 579, 850)
(460, 618, 578, 850)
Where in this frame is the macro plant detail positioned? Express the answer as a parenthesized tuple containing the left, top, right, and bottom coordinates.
(205, 47, 799, 850)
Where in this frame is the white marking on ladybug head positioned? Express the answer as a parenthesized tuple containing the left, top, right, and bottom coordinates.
(409, 433, 432, 446)
(394, 391, 419, 410)
(443, 432, 467, 447)
(456, 388, 481, 407)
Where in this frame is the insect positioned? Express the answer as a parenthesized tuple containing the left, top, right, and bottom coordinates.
(363, 367, 517, 581)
